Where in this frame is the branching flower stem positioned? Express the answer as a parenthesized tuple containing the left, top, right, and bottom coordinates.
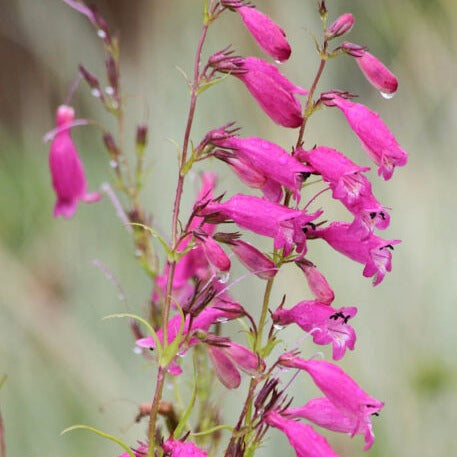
(147, 3, 215, 454)
(223, 43, 329, 457)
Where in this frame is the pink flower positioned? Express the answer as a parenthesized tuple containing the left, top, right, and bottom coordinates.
(310, 222, 400, 286)
(225, 2, 292, 62)
(297, 147, 389, 239)
(272, 300, 357, 360)
(214, 149, 282, 201)
(278, 357, 384, 448)
(198, 194, 322, 256)
(162, 439, 207, 457)
(285, 397, 377, 450)
(323, 95, 407, 180)
(342, 43, 398, 96)
(295, 260, 334, 304)
(325, 13, 354, 40)
(49, 105, 100, 218)
(210, 54, 306, 128)
(264, 410, 340, 457)
(213, 136, 312, 201)
(230, 239, 278, 280)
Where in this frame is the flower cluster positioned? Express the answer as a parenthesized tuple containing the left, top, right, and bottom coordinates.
(47, 1, 407, 457)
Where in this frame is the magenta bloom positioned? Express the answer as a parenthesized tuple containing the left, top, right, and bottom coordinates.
(198, 194, 322, 256)
(49, 105, 100, 218)
(264, 410, 340, 457)
(199, 235, 231, 274)
(310, 222, 400, 285)
(230, 239, 277, 280)
(272, 300, 357, 360)
(229, 3, 292, 62)
(325, 13, 354, 40)
(323, 95, 407, 180)
(297, 146, 389, 238)
(214, 149, 283, 201)
(210, 54, 306, 128)
(162, 439, 207, 457)
(286, 397, 377, 450)
(213, 136, 312, 201)
(342, 43, 398, 96)
(278, 357, 384, 447)
(296, 260, 334, 305)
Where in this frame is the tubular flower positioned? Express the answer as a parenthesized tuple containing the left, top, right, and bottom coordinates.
(285, 397, 378, 450)
(297, 146, 390, 239)
(198, 194, 322, 256)
(342, 42, 398, 96)
(214, 149, 283, 202)
(213, 136, 312, 201)
(278, 356, 384, 448)
(210, 54, 306, 128)
(272, 300, 357, 360)
(295, 260, 334, 304)
(309, 222, 400, 285)
(223, 1, 291, 62)
(264, 410, 340, 457)
(162, 439, 207, 457)
(49, 105, 101, 218)
(323, 95, 407, 180)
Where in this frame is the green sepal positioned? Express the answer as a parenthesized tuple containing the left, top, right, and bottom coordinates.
(197, 73, 230, 96)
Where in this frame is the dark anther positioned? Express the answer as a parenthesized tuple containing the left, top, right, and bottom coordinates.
(302, 222, 316, 234)
(372, 412, 380, 416)
(369, 212, 377, 219)
(385, 244, 394, 250)
(300, 172, 311, 180)
(329, 312, 344, 321)
(380, 211, 386, 220)
(343, 314, 350, 324)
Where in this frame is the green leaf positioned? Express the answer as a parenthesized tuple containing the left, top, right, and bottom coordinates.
(130, 222, 171, 256)
(61, 425, 136, 457)
(191, 424, 234, 437)
(260, 337, 282, 358)
(160, 302, 186, 366)
(102, 313, 162, 356)
(197, 74, 230, 95)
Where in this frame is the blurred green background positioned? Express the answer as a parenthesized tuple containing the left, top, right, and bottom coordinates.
(1, 0, 456, 456)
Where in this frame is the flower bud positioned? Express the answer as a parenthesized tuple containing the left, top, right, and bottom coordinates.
(200, 236, 231, 273)
(295, 259, 334, 304)
(325, 13, 354, 40)
(136, 124, 148, 148)
(231, 240, 277, 280)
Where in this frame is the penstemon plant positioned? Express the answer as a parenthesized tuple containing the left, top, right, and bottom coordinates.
(45, 1, 408, 456)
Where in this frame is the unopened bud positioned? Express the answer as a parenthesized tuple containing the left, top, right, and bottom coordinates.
(296, 259, 334, 304)
(136, 124, 148, 148)
(79, 64, 100, 89)
(102, 132, 119, 159)
(339, 42, 367, 58)
(105, 56, 118, 93)
(230, 240, 277, 280)
(325, 13, 354, 40)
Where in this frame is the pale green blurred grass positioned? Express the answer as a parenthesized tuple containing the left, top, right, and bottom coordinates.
(0, 0, 456, 456)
